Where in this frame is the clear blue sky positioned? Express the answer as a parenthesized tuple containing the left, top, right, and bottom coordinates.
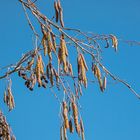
(0, 0, 140, 140)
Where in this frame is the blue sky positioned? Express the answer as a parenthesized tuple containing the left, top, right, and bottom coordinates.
(0, 0, 140, 140)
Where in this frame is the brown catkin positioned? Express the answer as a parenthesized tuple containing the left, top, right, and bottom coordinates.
(50, 67, 54, 86)
(11, 135, 16, 140)
(38, 55, 44, 75)
(95, 65, 101, 80)
(42, 35, 47, 56)
(68, 63, 73, 76)
(93, 65, 104, 91)
(58, 35, 68, 73)
(80, 118, 84, 132)
(57, 0, 61, 9)
(41, 24, 48, 56)
(78, 54, 87, 88)
(63, 101, 69, 129)
(110, 34, 118, 51)
(72, 101, 80, 135)
(46, 31, 53, 61)
(7, 135, 11, 140)
(50, 32, 56, 52)
(54, 1, 59, 22)
(41, 24, 47, 36)
(92, 64, 97, 76)
(11, 94, 15, 109)
(57, 1, 64, 27)
(35, 55, 42, 86)
(80, 119, 85, 140)
(98, 78, 103, 92)
(60, 36, 68, 56)
(80, 54, 88, 71)
(30, 73, 36, 90)
(60, 10, 64, 27)
(7, 87, 15, 111)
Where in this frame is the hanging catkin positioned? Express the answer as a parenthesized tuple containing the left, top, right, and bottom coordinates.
(58, 34, 68, 73)
(53, 69, 59, 85)
(80, 118, 85, 140)
(50, 67, 54, 86)
(57, 1, 64, 27)
(35, 55, 44, 86)
(80, 54, 88, 71)
(110, 34, 118, 51)
(7, 87, 15, 111)
(50, 32, 56, 52)
(78, 54, 88, 88)
(54, 1, 59, 22)
(92, 64, 104, 91)
(38, 55, 44, 75)
(41, 24, 47, 56)
(72, 101, 80, 135)
(68, 63, 73, 76)
(46, 30, 53, 61)
(42, 35, 47, 56)
(63, 101, 69, 129)
(96, 65, 101, 80)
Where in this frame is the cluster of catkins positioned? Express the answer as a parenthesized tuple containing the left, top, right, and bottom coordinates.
(1, 1, 119, 140)
(0, 110, 15, 140)
(16, 21, 74, 91)
(61, 100, 85, 140)
(18, 55, 50, 90)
